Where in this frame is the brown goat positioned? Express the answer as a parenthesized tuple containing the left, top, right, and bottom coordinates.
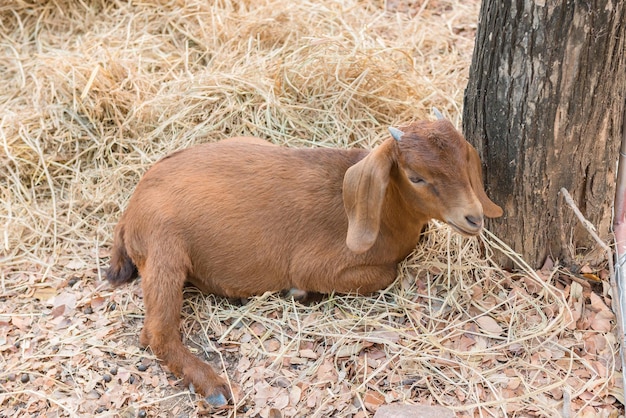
(106, 119, 503, 406)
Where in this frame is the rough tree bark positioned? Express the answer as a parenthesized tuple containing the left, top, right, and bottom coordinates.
(463, 0, 626, 269)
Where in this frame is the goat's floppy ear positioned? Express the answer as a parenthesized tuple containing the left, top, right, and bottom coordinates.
(466, 143, 503, 218)
(343, 139, 396, 253)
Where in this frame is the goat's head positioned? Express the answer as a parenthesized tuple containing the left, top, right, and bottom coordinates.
(343, 118, 503, 253)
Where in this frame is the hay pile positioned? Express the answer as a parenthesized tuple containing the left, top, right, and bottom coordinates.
(0, 0, 622, 416)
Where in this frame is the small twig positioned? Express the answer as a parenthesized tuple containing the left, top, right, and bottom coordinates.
(561, 387, 571, 418)
(560, 188, 614, 270)
(556, 268, 593, 288)
(560, 188, 622, 336)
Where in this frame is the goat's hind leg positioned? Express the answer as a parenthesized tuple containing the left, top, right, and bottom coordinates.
(139, 255, 230, 406)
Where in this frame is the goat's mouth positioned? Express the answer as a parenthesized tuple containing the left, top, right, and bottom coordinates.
(446, 221, 482, 237)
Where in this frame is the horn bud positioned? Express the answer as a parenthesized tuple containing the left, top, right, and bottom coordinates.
(433, 107, 445, 120)
(388, 127, 404, 141)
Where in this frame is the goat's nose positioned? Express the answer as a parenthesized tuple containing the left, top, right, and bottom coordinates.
(465, 215, 483, 229)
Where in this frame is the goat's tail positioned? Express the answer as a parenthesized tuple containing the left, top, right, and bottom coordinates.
(106, 224, 138, 286)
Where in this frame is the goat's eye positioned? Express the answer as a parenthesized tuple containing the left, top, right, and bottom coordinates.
(410, 176, 425, 185)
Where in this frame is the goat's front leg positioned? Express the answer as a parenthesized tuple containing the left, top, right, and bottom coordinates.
(336, 264, 398, 294)
(304, 264, 398, 295)
(139, 260, 231, 406)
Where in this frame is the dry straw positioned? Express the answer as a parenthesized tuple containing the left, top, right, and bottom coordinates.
(0, 0, 621, 416)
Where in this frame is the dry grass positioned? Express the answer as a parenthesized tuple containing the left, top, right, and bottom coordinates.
(0, 0, 622, 417)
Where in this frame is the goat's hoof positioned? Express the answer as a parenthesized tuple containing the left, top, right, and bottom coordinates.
(286, 288, 308, 300)
(205, 392, 228, 407)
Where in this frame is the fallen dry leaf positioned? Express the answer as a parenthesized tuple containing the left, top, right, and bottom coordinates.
(32, 286, 56, 302)
(590, 309, 614, 332)
(298, 348, 318, 359)
(475, 315, 503, 336)
(316, 358, 338, 383)
(336, 342, 363, 358)
(289, 385, 302, 406)
(363, 390, 385, 411)
(589, 292, 612, 313)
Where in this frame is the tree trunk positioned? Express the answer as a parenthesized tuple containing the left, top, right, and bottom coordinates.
(464, 0, 626, 269)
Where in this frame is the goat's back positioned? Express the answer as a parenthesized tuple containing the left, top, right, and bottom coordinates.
(119, 141, 369, 297)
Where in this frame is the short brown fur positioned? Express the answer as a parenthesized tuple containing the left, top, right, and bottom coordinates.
(106, 119, 502, 404)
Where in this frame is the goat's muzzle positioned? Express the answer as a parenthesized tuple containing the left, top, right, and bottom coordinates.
(447, 213, 484, 236)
